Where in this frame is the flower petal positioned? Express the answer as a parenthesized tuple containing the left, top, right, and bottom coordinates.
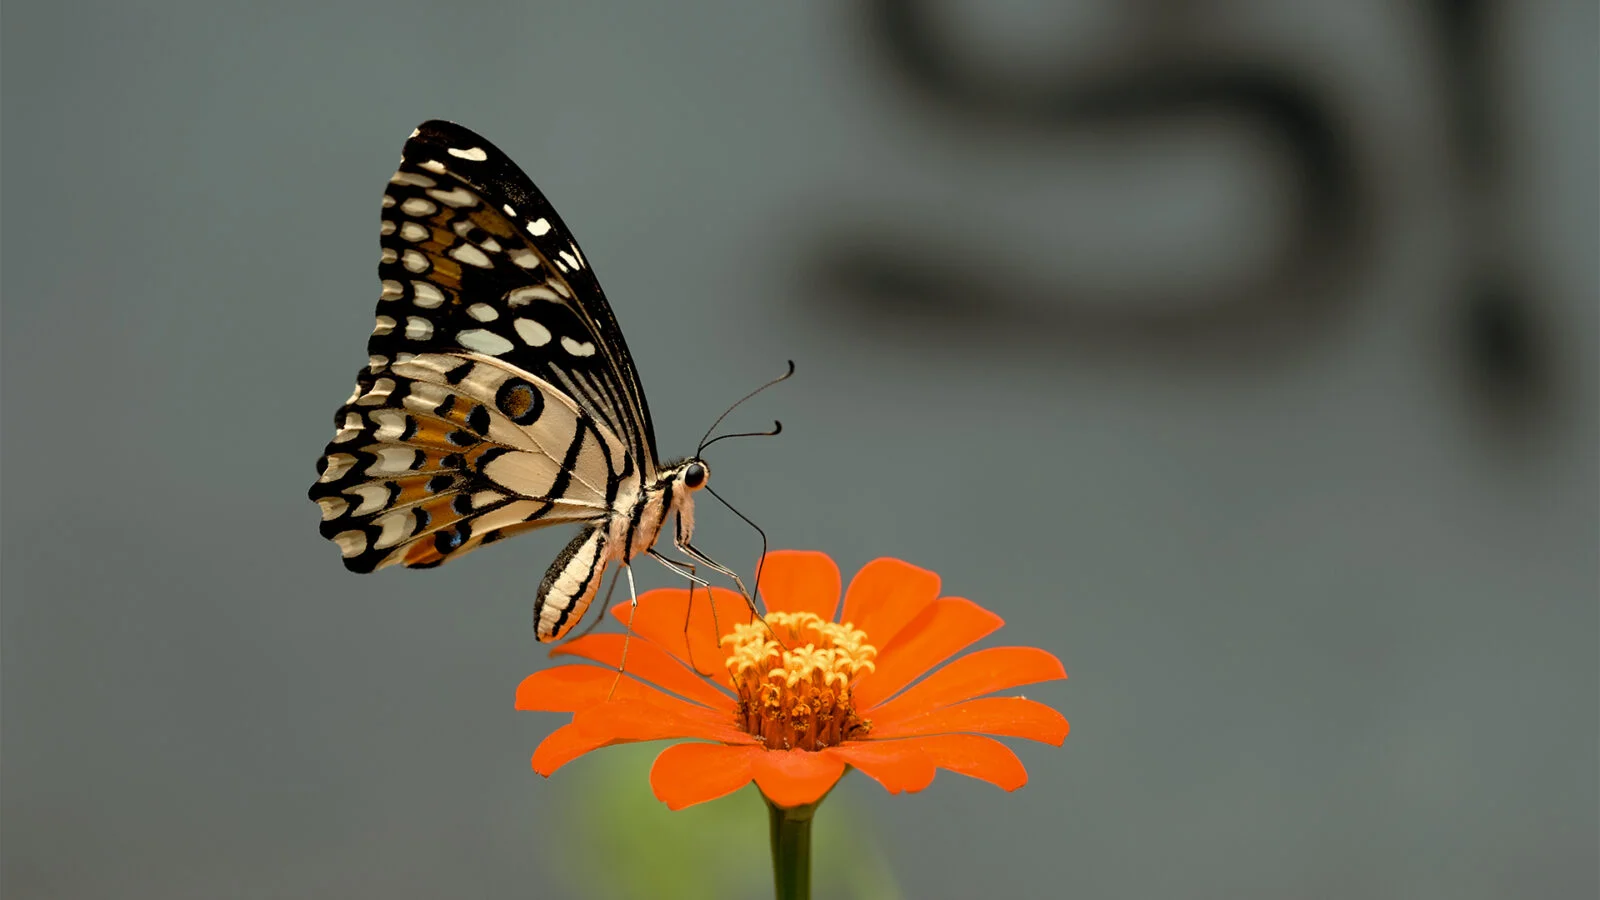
(869, 697, 1070, 744)
(757, 550, 841, 619)
(514, 665, 679, 712)
(570, 698, 756, 746)
(868, 646, 1065, 722)
(751, 748, 849, 808)
(903, 734, 1028, 791)
(854, 597, 1003, 709)
(607, 586, 756, 681)
(531, 722, 620, 776)
(528, 694, 757, 777)
(840, 558, 941, 644)
(825, 741, 936, 794)
(650, 742, 760, 810)
(552, 633, 734, 709)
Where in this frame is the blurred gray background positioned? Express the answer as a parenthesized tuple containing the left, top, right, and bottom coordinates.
(3, 1, 1595, 898)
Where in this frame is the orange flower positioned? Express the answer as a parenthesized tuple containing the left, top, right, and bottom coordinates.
(516, 551, 1069, 810)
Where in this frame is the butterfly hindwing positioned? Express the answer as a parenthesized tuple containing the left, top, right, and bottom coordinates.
(311, 351, 634, 573)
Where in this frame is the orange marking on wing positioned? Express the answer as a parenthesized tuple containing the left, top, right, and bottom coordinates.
(469, 208, 517, 238)
(389, 474, 450, 507)
(403, 416, 480, 451)
(428, 257, 463, 290)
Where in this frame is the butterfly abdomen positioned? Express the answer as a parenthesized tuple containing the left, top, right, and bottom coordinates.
(534, 525, 609, 641)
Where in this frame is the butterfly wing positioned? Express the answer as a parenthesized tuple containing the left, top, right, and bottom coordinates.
(310, 121, 655, 573)
(368, 120, 657, 467)
(310, 351, 630, 572)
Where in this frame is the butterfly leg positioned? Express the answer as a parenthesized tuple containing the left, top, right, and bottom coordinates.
(646, 549, 719, 675)
(645, 549, 711, 587)
(675, 540, 788, 649)
(677, 540, 759, 617)
(608, 564, 642, 701)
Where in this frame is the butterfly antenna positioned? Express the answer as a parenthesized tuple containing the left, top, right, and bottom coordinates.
(699, 421, 782, 454)
(697, 360, 796, 455)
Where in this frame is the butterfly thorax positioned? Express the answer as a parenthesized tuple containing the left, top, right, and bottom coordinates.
(612, 457, 708, 563)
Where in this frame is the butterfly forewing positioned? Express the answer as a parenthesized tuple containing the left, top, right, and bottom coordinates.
(310, 121, 658, 576)
(369, 121, 657, 466)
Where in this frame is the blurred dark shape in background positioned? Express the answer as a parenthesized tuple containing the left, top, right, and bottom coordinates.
(805, 0, 1554, 433)
(1429, 0, 1554, 433)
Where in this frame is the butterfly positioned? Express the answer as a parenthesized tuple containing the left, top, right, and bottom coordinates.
(309, 120, 767, 642)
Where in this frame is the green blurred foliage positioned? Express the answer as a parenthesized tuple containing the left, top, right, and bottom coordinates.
(549, 742, 901, 900)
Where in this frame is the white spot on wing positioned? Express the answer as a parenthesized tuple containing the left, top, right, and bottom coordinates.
(316, 496, 350, 521)
(528, 218, 551, 236)
(356, 378, 396, 406)
(427, 186, 477, 208)
(467, 303, 499, 322)
(370, 446, 420, 475)
(505, 285, 562, 306)
(558, 250, 580, 270)
(561, 336, 596, 357)
(420, 159, 447, 174)
(400, 197, 436, 216)
(390, 171, 435, 187)
(319, 453, 358, 483)
(371, 408, 408, 441)
(457, 328, 514, 356)
(380, 279, 403, 300)
(349, 483, 391, 514)
(381, 248, 399, 263)
(412, 282, 445, 308)
(448, 146, 488, 161)
(509, 248, 540, 269)
(402, 249, 428, 273)
(502, 203, 517, 217)
(332, 411, 364, 443)
(399, 221, 429, 242)
(405, 316, 434, 340)
(333, 530, 368, 558)
(380, 220, 396, 236)
(372, 510, 416, 549)
(515, 318, 552, 346)
(450, 244, 492, 268)
(382, 194, 397, 208)
(373, 315, 396, 335)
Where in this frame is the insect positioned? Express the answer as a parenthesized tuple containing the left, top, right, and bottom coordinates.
(309, 120, 780, 642)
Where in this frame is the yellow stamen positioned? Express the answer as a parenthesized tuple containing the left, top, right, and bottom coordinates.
(721, 612, 877, 751)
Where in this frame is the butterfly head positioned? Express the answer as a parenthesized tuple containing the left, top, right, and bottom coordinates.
(666, 458, 710, 492)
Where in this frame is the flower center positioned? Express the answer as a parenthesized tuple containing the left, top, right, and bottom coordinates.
(721, 611, 878, 751)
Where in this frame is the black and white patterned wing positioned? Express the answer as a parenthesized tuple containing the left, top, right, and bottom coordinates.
(310, 351, 630, 572)
(309, 121, 652, 572)
(372, 121, 656, 464)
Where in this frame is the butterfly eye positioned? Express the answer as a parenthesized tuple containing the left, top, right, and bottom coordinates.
(683, 462, 707, 490)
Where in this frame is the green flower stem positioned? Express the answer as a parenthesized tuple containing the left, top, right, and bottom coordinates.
(765, 795, 818, 900)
